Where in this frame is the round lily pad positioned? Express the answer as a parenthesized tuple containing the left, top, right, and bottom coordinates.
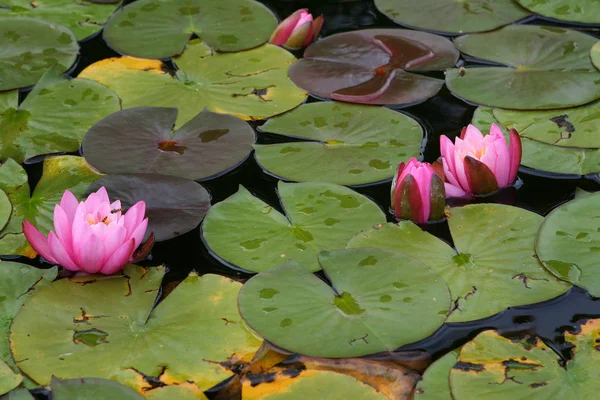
(347, 204, 571, 323)
(82, 107, 255, 181)
(88, 174, 211, 242)
(145, 384, 208, 400)
(592, 41, 600, 71)
(239, 248, 451, 358)
(0, 65, 120, 164)
(517, 0, 600, 24)
(0, 389, 34, 400)
(0, 17, 79, 91)
(288, 29, 458, 106)
(10, 265, 262, 390)
(50, 377, 143, 400)
(79, 40, 306, 126)
(375, 0, 531, 35)
(201, 181, 386, 273)
(450, 320, 600, 399)
(0, 190, 11, 233)
(255, 102, 423, 185)
(0, 360, 21, 396)
(242, 370, 387, 399)
(103, 0, 277, 59)
(415, 350, 459, 400)
(446, 25, 600, 110)
(536, 191, 600, 296)
(0, 0, 122, 40)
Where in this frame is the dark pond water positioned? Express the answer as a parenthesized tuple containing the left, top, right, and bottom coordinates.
(17, 0, 600, 398)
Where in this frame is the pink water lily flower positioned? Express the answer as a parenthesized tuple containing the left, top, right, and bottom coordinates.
(439, 124, 522, 198)
(269, 9, 324, 50)
(23, 187, 148, 275)
(391, 158, 446, 224)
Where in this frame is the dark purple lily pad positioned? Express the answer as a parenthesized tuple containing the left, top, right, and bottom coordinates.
(88, 174, 211, 242)
(82, 107, 255, 181)
(288, 29, 459, 106)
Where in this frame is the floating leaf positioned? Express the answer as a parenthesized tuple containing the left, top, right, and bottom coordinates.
(202, 182, 386, 273)
(0, 388, 34, 400)
(446, 25, 600, 110)
(0, 191, 11, 233)
(0, 18, 78, 91)
(450, 321, 600, 399)
(82, 107, 255, 181)
(255, 102, 423, 185)
(79, 40, 306, 126)
(50, 377, 143, 400)
(0, 66, 120, 164)
(592, 41, 600, 71)
(288, 29, 458, 106)
(347, 204, 571, 322)
(415, 350, 459, 400)
(0, 0, 122, 40)
(103, 0, 277, 59)
(239, 248, 451, 357)
(517, 0, 600, 24)
(375, 0, 530, 35)
(0, 360, 21, 396)
(88, 174, 211, 242)
(145, 384, 209, 400)
(11, 266, 261, 390)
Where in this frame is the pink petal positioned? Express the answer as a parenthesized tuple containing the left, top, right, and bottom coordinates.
(411, 166, 432, 222)
(487, 127, 510, 187)
(312, 15, 324, 41)
(23, 221, 57, 264)
(269, 9, 306, 46)
(77, 234, 106, 274)
(101, 239, 135, 275)
(508, 129, 522, 186)
(442, 157, 461, 189)
(440, 136, 456, 174)
(479, 139, 500, 183)
(463, 124, 484, 144)
(444, 182, 468, 198)
(71, 203, 92, 251)
(53, 205, 73, 256)
(48, 231, 80, 271)
(83, 187, 109, 214)
(59, 190, 79, 225)
(103, 224, 127, 257)
(453, 151, 470, 191)
(129, 218, 148, 250)
(123, 201, 145, 239)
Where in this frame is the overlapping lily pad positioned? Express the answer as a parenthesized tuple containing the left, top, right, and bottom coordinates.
(0, 1, 122, 40)
(347, 204, 571, 322)
(239, 248, 451, 357)
(0, 66, 120, 164)
(255, 102, 423, 185)
(0, 191, 11, 233)
(517, 0, 600, 24)
(201, 181, 386, 273)
(79, 40, 306, 126)
(103, 0, 277, 59)
(145, 384, 209, 400)
(592, 41, 600, 71)
(450, 320, 600, 399)
(415, 350, 459, 400)
(375, 0, 530, 35)
(0, 18, 79, 91)
(536, 191, 600, 296)
(288, 29, 458, 106)
(88, 174, 211, 242)
(0, 156, 100, 257)
(50, 377, 143, 400)
(10, 265, 262, 390)
(82, 107, 255, 180)
(0, 389, 33, 400)
(447, 25, 600, 109)
(0, 361, 21, 396)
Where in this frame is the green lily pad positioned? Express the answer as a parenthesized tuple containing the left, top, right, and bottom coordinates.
(145, 384, 208, 400)
(82, 107, 254, 181)
(592, 41, 600, 71)
(239, 248, 451, 358)
(0, 190, 11, 233)
(254, 102, 423, 185)
(0, 262, 57, 388)
(242, 370, 387, 399)
(0, 389, 34, 400)
(446, 25, 600, 110)
(79, 40, 306, 126)
(375, 0, 530, 35)
(50, 377, 143, 400)
(347, 204, 571, 323)
(536, 191, 600, 296)
(88, 174, 211, 242)
(201, 181, 386, 273)
(0, 17, 79, 91)
(517, 0, 600, 24)
(0, 0, 122, 40)
(10, 265, 262, 390)
(415, 350, 459, 400)
(0, 65, 120, 164)
(0, 156, 101, 257)
(472, 107, 600, 176)
(103, 0, 277, 59)
(450, 320, 600, 399)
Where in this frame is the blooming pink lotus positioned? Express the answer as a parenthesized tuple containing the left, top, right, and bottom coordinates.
(23, 187, 150, 275)
(269, 9, 324, 50)
(439, 124, 522, 198)
(391, 158, 446, 224)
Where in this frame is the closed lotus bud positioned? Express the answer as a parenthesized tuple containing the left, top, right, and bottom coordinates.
(439, 124, 522, 198)
(269, 9, 324, 50)
(391, 158, 446, 224)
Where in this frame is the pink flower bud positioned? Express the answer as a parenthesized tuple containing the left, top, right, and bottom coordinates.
(269, 9, 324, 50)
(23, 187, 151, 275)
(391, 158, 446, 224)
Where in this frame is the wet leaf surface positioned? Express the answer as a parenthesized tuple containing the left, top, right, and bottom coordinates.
(347, 204, 571, 322)
(415, 350, 459, 400)
(517, 0, 600, 24)
(239, 248, 450, 357)
(50, 377, 143, 399)
(255, 102, 423, 185)
(202, 182, 386, 273)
